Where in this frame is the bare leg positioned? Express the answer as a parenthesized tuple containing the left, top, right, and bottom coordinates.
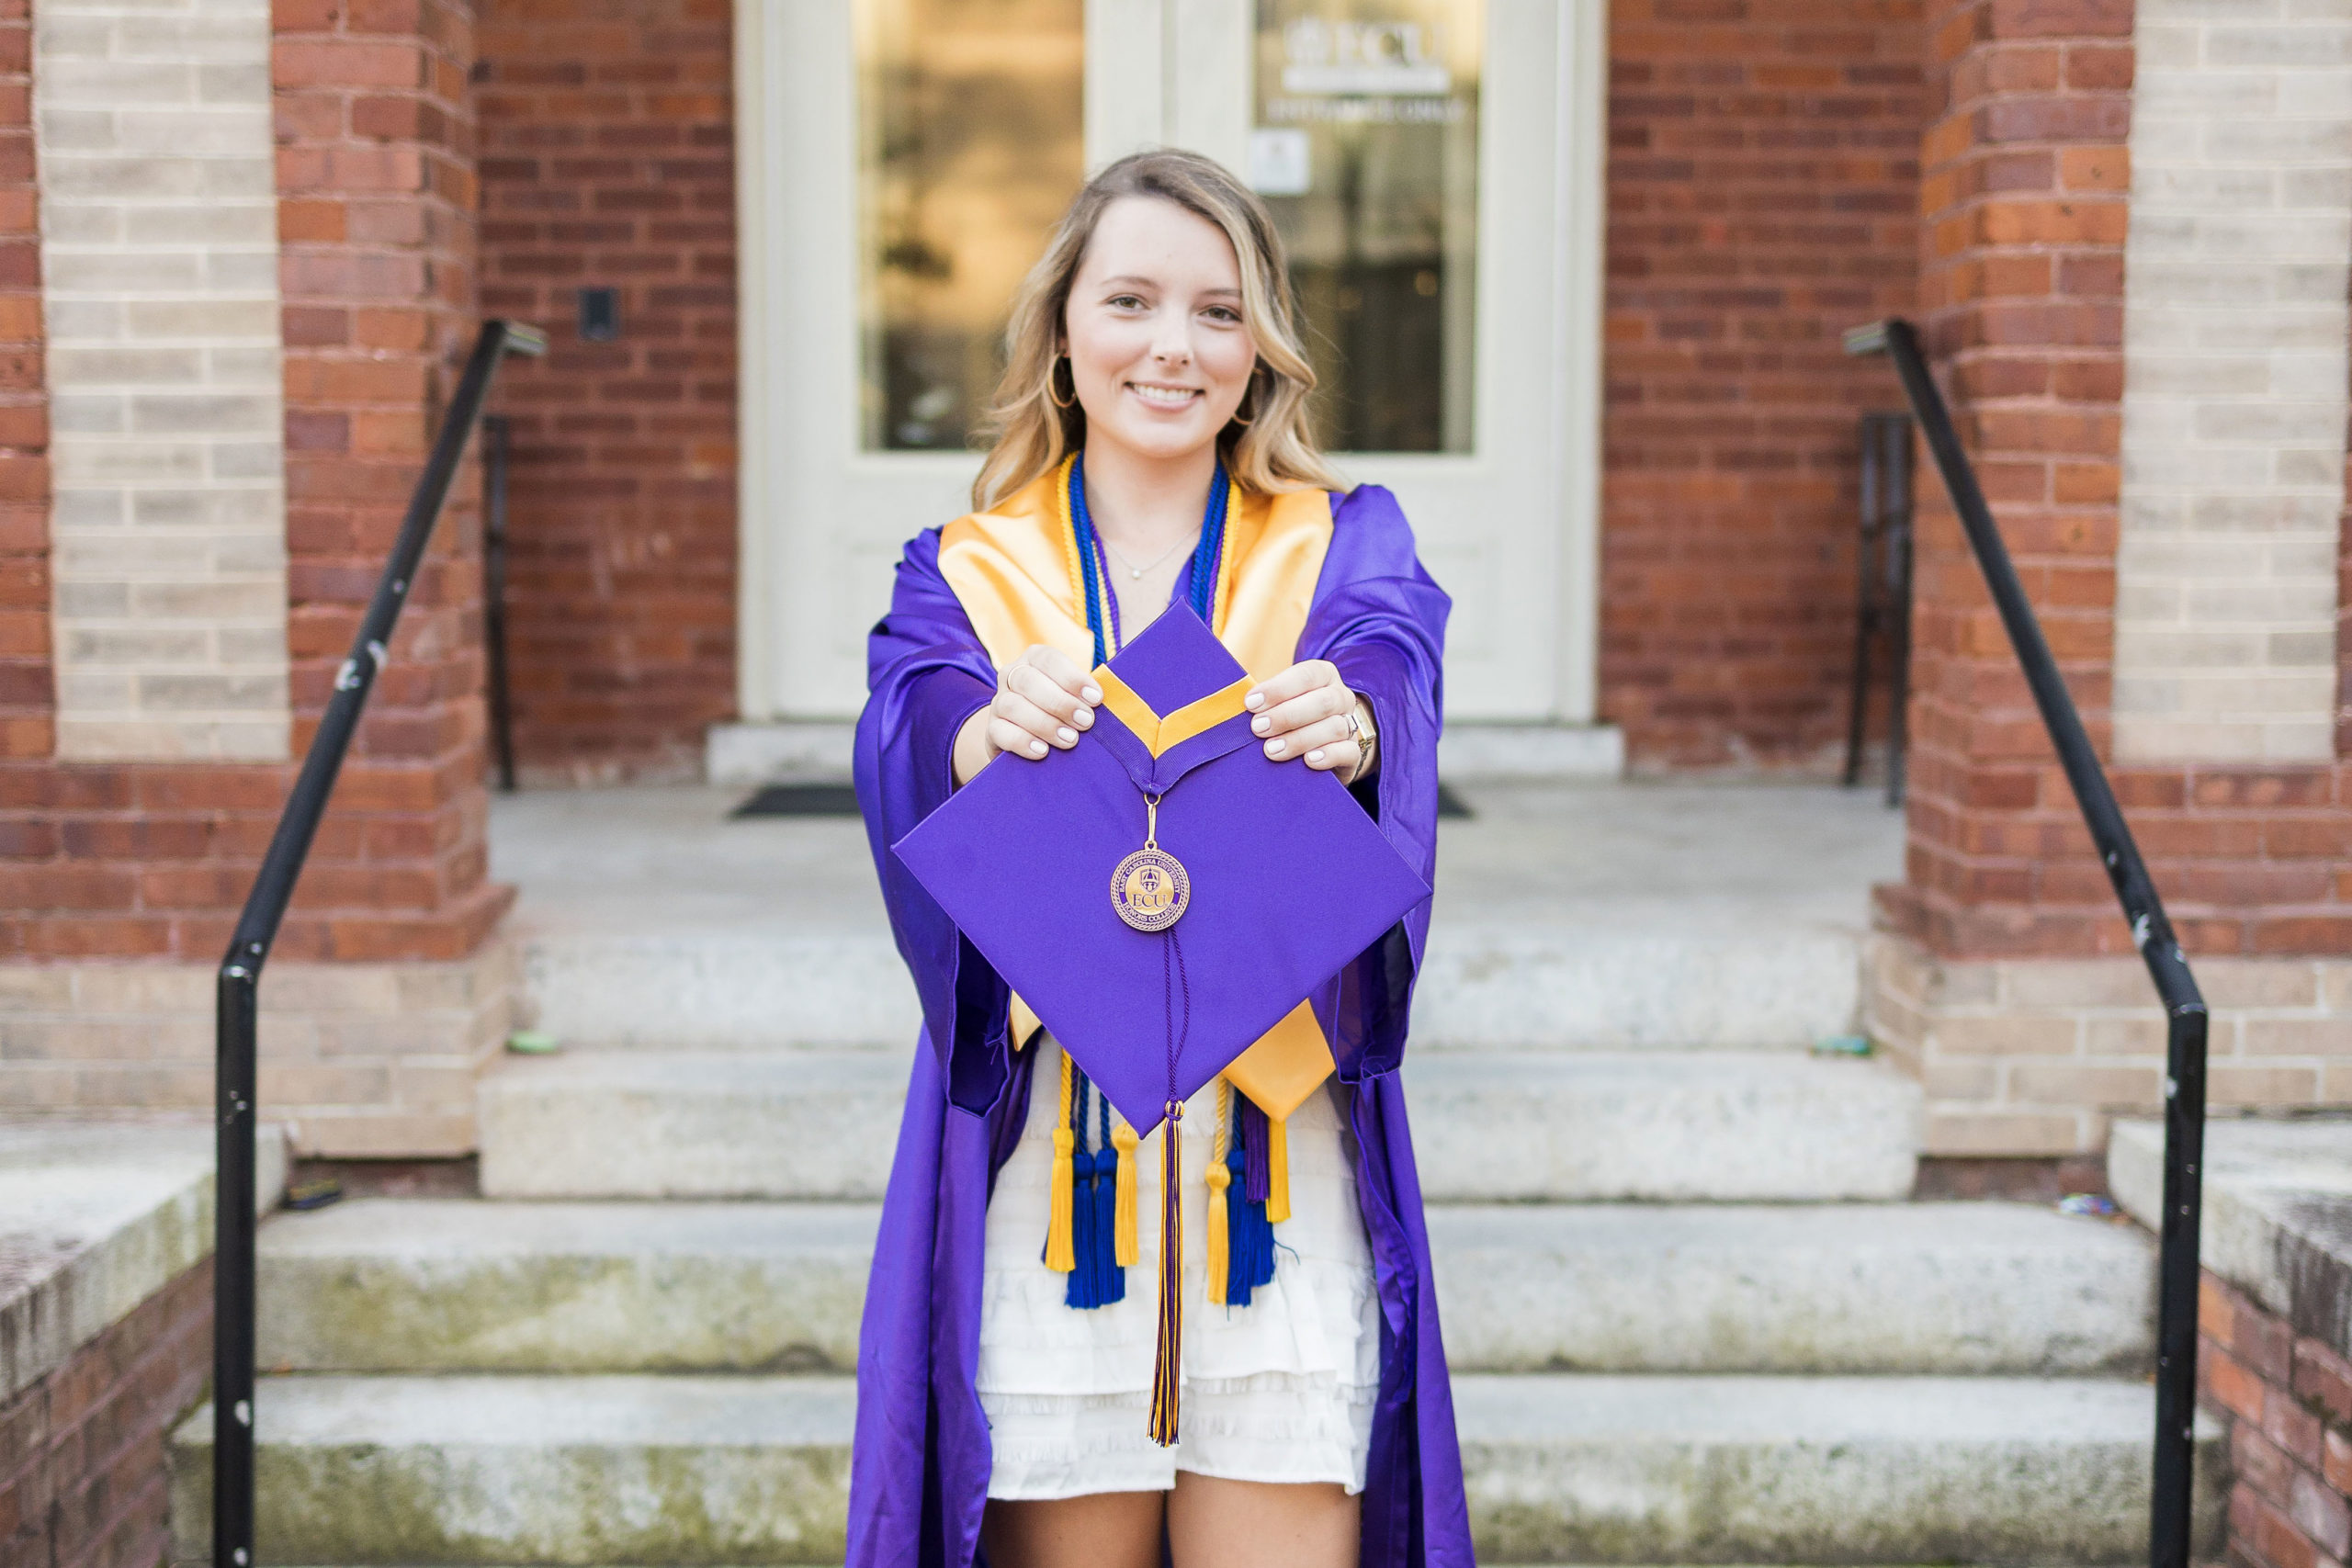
(1166, 1472, 1359, 1568)
(981, 1492, 1164, 1568)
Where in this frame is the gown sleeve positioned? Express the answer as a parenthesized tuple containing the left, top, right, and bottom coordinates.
(853, 528, 1018, 1113)
(1297, 483, 1451, 1082)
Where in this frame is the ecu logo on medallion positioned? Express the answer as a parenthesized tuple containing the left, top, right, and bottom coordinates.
(1112, 847, 1189, 932)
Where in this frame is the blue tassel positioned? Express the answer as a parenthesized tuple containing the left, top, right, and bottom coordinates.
(1223, 1135, 1276, 1306)
(1063, 1074, 1125, 1309)
(1089, 1145, 1125, 1305)
(1065, 1147, 1104, 1309)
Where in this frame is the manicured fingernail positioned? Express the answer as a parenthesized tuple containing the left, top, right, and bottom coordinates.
(1057, 727, 1077, 744)
(1245, 691, 1265, 709)
(1082, 684, 1102, 702)
(1251, 716, 1270, 734)
(1267, 739, 1285, 756)
(1028, 739, 1046, 756)
(1306, 749, 1326, 763)
(1073, 706, 1092, 727)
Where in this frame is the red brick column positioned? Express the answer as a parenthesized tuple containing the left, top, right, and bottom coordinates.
(1894, 0, 2134, 956)
(1601, 0, 1926, 772)
(0, 0, 42, 771)
(272, 0, 507, 960)
(1893, 0, 2352, 963)
(0, 0, 505, 963)
(474, 0, 737, 785)
(1891, 0, 2352, 968)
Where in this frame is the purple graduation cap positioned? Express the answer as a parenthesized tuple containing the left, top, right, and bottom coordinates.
(892, 600, 1430, 1136)
(891, 600, 1430, 1447)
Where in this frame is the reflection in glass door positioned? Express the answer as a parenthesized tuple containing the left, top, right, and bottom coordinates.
(857, 0, 1086, 452)
(1250, 1, 1480, 454)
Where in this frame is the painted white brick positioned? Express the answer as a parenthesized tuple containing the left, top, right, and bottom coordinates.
(2115, 1, 2352, 765)
(36, 0, 288, 763)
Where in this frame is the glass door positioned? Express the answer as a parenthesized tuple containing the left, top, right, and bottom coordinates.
(738, 0, 1597, 723)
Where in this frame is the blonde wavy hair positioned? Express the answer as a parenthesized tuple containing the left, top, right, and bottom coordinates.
(971, 149, 1348, 510)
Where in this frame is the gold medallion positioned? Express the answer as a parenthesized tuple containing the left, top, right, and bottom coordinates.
(1112, 847, 1189, 931)
(1113, 791, 1188, 931)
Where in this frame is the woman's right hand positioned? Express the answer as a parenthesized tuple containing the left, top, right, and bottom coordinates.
(953, 645, 1102, 785)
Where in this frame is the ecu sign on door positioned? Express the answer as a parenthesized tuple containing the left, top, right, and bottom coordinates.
(735, 0, 1602, 727)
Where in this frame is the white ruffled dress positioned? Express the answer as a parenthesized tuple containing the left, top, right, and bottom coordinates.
(977, 1033, 1381, 1499)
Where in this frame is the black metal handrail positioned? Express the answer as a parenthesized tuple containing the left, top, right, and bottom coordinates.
(1846, 317, 2211, 1568)
(213, 318, 544, 1568)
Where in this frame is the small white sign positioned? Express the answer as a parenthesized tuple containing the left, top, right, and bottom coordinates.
(1248, 128, 1312, 196)
(1279, 17, 1453, 97)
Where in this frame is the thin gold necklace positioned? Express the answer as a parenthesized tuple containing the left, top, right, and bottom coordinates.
(1099, 528, 1199, 581)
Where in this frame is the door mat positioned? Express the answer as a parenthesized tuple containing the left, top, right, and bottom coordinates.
(732, 783, 862, 818)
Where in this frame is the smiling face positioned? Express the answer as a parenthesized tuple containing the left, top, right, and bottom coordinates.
(1060, 195, 1260, 469)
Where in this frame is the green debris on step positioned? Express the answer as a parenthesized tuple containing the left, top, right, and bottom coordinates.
(1813, 1033, 1873, 1056)
(505, 1030, 561, 1055)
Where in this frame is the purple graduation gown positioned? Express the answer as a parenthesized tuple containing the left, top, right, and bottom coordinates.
(848, 482, 1470, 1568)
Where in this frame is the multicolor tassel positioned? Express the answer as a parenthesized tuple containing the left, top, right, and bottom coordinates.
(1043, 1047, 1076, 1274)
(1148, 1097, 1184, 1447)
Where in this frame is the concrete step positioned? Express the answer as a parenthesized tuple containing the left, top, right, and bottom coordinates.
(519, 922, 1865, 1055)
(475, 1051, 1920, 1201)
(256, 1197, 2151, 1378)
(169, 1372, 2220, 1564)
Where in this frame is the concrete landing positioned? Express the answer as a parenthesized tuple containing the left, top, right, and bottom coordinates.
(490, 782, 1905, 1052)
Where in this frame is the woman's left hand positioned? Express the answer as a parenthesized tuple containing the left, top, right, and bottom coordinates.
(1246, 660, 1370, 784)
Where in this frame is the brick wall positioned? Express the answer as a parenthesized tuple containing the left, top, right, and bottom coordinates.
(1870, 937, 2352, 1155)
(2201, 1272, 2352, 1568)
(1600, 0, 1926, 773)
(475, 0, 736, 786)
(0, 1258, 209, 1568)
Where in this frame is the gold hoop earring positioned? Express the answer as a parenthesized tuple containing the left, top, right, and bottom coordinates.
(1047, 355, 1078, 410)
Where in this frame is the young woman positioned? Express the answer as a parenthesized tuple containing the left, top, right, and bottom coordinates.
(851, 150, 1466, 1568)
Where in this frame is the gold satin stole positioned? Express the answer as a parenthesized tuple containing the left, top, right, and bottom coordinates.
(934, 459, 1339, 1123)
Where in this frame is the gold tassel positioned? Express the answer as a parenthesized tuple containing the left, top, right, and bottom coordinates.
(1044, 1047, 1076, 1273)
(1204, 1080, 1232, 1306)
(1148, 1098, 1184, 1447)
(1112, 1118, 1140, 1267)
(1264, 1113, 1291, 1224)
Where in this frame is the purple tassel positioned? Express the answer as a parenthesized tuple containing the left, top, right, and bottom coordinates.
(1239, 1092, 1272, 1205)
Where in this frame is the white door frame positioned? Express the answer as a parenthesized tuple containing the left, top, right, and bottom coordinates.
(731, 0, 1605, 725)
